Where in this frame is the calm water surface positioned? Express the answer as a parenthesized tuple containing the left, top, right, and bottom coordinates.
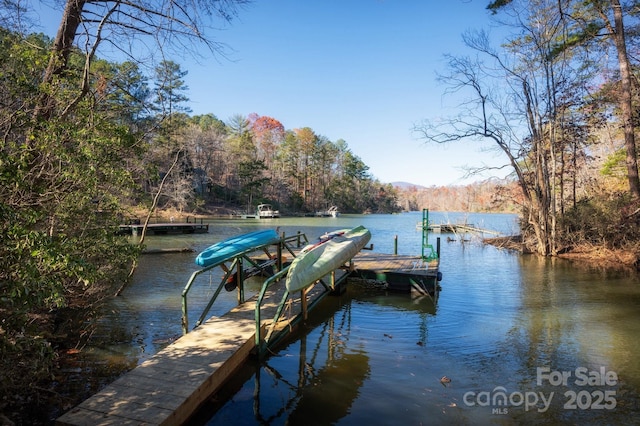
(88, 212, 640, 425)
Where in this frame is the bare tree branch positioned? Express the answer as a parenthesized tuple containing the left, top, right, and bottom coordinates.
(24, 0, 250, 122)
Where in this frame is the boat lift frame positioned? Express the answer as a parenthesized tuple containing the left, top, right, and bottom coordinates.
(181, 232, 309, 335)
(254, 261, 353, 357)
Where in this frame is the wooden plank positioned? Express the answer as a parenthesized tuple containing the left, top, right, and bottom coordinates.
(350, 252, 440, 295)
(76, 388, 177, 418)
(57, 383, 176, 424)
(352, 252, 439, 272)
(58, 312, 258, 425)
(159, 332, 258, 426)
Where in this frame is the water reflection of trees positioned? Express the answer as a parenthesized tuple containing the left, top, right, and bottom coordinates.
(492, 256, 640, 423)
(253, 302, 371, 424)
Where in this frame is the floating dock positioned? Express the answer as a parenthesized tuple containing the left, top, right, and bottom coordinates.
(58, 220, 441, 425)
(352, 252, 440, 295)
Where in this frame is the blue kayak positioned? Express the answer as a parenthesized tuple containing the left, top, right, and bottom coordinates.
(195, 229, 281, 267)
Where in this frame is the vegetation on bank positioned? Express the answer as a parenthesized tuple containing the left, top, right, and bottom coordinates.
(2, 1, 640, 424)
(415, 0, 640, 260)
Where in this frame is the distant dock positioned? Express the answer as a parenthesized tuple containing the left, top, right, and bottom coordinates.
(118, 221, 209, 236)
(428, 223, 501, 235)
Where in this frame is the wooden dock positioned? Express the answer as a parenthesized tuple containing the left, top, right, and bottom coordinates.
(352, 252, 441, 295)
(118, 222, 209, 236)
(56, 274, 327, 425)
(118, 218, 209, 236)
(56, 252, 439, 425)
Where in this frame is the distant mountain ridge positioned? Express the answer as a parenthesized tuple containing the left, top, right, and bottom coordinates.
(390, 181, 426, 189)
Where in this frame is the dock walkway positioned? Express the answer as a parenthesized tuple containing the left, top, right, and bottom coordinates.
(57, 252, 439, 425)
(56, 274, 328, 425)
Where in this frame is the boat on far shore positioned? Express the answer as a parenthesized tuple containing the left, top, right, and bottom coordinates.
(242, 204, 280, 219)
(257, 204, 280, 219)
(315, 205, 340, 217)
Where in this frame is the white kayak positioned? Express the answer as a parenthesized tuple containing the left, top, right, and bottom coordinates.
(285, 225, 371, 292)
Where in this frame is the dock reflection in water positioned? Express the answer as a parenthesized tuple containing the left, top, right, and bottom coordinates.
(196, 283, 438, 425)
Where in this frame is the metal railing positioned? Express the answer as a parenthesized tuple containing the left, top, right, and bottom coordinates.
(181, 231, 309, 335)
(421, 209, 438, 261)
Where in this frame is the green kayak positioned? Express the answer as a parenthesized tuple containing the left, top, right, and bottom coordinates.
(285, 225, 371, 292)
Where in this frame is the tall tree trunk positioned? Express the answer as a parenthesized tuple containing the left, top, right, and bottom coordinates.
(523, 80, 552, 255)
(610, 0, 640, 200)
(33, 0, 86, 122)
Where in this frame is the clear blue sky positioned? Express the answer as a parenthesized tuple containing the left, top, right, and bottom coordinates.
(37, 0, 510, 187)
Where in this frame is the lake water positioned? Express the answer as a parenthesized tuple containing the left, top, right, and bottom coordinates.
(85, 211, 640, 425)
